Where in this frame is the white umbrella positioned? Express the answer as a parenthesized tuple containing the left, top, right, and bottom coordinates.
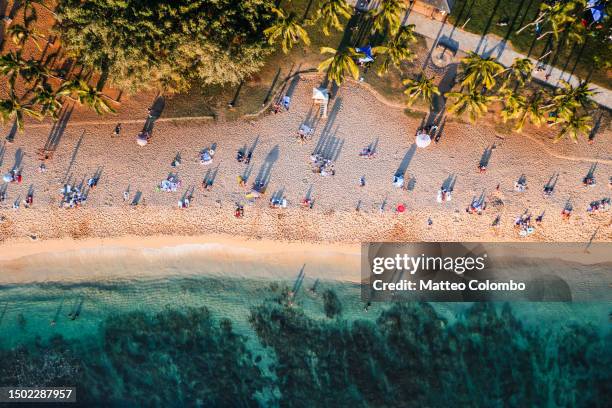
(415, 131, 431, 148)
(2, 174, 11, 182)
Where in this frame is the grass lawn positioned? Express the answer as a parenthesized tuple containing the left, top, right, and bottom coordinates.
(448, 0, 611, 89)
(169, 0, 416, 119)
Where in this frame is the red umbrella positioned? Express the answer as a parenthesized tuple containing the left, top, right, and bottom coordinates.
(396, 204, 406, 213)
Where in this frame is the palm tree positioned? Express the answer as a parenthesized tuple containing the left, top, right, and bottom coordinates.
(58, 79, 116, 115)
(372, 25, 416, 75)
(0, 51, 27, 87)
(31, 83, 63, 120)
(318, 46, 363, 85)
(500, 58, 534, 90)
(554, 111, 592, 143)
(402, 73, 440, 107)
(459, 52, 504, 91)
(517, 1, 574, 35)
(314, 0, 352, 36)
(561, 80, 596, 109)
(445, 90, 496, 122)
(0, 91, 43, 131)
(369, 0, 407, 36)
(5, 24, 46, 50)
(21, 58, 50, 84)
(514, 92, 548, 132)
(264, 8, 311, 54)
(547, 80, 594, 120)
(535, 1, 581, 41)
(499, 90, 527, 123)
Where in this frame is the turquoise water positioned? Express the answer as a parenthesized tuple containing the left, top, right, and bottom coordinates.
(0, 255, 610, 406)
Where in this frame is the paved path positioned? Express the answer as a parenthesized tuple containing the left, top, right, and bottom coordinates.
(349, 2, 611, 109)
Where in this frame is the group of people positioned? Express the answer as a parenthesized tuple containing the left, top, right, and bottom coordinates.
(514, 213, 535, 237)
(272, 96, 291, 114)
(2, 169, 22, 184)
(158, 174, 181, 192)
(178, 197, 191, 208)
(359, 146, 376, 158)
(236, 149, 252, 164)
(297, 124, 314, 143)
(466, 198, 486, 215)
(200, 148, 215, 165)
(310, 154, 335, 177)
(436, 187, 453, 203)
(514, 178, 527, 192)
(561, 206, 573, 221)
(60, 184, 87, 208)
(583, 174, 596, 187)
(269, 196, 288, 209)
(587, 198, 610, 214)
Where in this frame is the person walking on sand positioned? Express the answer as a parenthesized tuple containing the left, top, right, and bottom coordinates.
(24, 193, 33, 208)
(113, 123, 122, 137)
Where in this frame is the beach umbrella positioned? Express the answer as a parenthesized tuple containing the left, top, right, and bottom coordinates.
(136, 135, 148, 146)
(415, 131, 431, 148)
(2, 174, 11, 182)
(396, 204, 406, 213)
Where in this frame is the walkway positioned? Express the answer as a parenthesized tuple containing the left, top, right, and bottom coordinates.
(349, 2, 612, 109)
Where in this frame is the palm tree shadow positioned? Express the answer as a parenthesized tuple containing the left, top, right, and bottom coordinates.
(255, 145, 280, 189)
(45, 105, 74, 151)
(475, 0, 504, 54)
(394, 144, 417, 178)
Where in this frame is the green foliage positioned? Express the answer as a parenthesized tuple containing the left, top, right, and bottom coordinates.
(54, 0, 277, 93)
(446, 90, 496, 122)
(264, 7, 311, 54)
(368, 0, 407, 36)
(57, 79, 116, 115)
(318, 46, 363, 85)
(403, 73, 440, 107)
(372, 25, 417, 75)
(312, 0, 352, 36)
(0, 91, 44, 131)
(458, 52, 505, 91)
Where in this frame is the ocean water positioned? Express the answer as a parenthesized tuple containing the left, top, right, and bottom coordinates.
(0, 250, 610, 406)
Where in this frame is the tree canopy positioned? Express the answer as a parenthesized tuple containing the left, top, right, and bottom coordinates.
(54, 0, 277, 93)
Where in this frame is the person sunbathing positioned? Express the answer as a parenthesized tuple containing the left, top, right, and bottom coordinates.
(583, 175, 596, 187)
(359, 147, 375, 158)
(514, 180, 527, 192)
(543, 185, 554, 197)
(561, 208, 572, 220)
(301, 198, 314, 209)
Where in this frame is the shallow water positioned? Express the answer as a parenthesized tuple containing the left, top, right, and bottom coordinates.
(0, 250, 610, 406)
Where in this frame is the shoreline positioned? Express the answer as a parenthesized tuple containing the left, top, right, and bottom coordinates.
(0, 233, 360, 262)
(0, 233, 362, 285)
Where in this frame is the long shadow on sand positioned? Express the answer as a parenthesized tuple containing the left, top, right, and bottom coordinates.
(255, 145, 279, 189)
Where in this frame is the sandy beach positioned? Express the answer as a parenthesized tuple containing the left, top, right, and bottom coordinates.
(0, 77, 611, 255)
